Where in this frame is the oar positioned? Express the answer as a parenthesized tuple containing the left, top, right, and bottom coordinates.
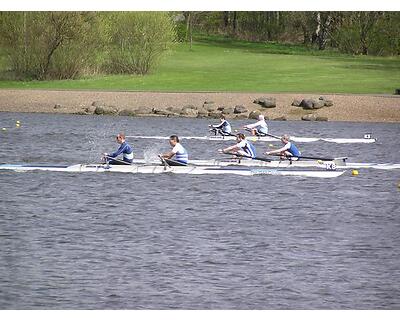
(243, 128, 281, 140)
(223, 151, 272, 163)
(267, 154, 335, 161)
(158, 155, 171, 169)
(104, 155, 132, 165)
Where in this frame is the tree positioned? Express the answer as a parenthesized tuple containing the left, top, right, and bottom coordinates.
(0, 12, 100, 80)
(105, 12, 176, 75)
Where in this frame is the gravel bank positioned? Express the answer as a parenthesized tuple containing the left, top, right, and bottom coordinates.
(0, 89, 399, 122)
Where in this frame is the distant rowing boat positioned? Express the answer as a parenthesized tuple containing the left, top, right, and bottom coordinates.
(0, 163, 345, 178)
(130, 158, 400, 170)
(126, 134, 376, 144)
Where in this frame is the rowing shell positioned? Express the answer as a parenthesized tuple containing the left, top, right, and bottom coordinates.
(131, 159, 400, 170)
(126, 135, 376, 144)
(0, 163, 345, 178)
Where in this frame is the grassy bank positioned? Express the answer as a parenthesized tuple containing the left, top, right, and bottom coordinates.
(0, 36, 399, 94)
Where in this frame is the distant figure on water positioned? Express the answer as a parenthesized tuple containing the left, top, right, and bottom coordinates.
(219, 133, 256, 158)
(265, 134, 301, 159)
(160, 135, 189, 165)
(103, 133, 134, 165)
(208, 115, 232, 136)
(243, 114, 268, 136)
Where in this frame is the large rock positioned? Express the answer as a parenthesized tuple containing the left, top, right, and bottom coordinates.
(203, 101, 217, 112)
(152, 108, 178, 117)
(91, 101, 107, 107)
(197, 108, 209, 118)
(135, 107, 152, 115)
(253, 97, 276, 108)
(312, 100, 325, 109)
(248, 110, 262, 119)
(208, 111, 223, 118)
(291, 99, 301, 107)
(119, 109, 136, 117)
(300, 99, 314, 109)
(85, 105, 96, 114)
(300, 99, 324, 110)
(234, 105, 248, 114)
(319, 96, 334, 107)
(180, 107, 198, 117)
(94, 105, 118, 115)
(220, 106, 234, 115)
(301, 114, 317, 121)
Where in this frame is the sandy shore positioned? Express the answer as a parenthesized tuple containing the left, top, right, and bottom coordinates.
(0, 89, 399, 122)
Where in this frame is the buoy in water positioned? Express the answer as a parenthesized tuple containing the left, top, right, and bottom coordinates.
(352, 169, 359, 176)
(269, 144, 274, 147)
(2, 127, 6, 131)
(16, 120, 20, 124)
(16, 123, 20, 127)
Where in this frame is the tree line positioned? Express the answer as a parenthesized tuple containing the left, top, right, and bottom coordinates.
(0, 12, 175, 80)
(185, 12, 400, 56)
(0, 12, 398, 81)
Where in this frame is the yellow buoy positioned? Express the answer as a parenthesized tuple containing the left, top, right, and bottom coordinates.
(317, 160, 323, 164)
(269, 144, 274, 147)
(16, 123, 20, 127)
(16, 120, 20, 124)
(2, 127, 6, 131)
(352, 169, 359, 176)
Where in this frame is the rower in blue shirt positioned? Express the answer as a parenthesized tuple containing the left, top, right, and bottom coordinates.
(103, 133, 134, 165)
(208, 115, 233, 136)
(265, 134, 301, 159)
(219, 133, 256, 158)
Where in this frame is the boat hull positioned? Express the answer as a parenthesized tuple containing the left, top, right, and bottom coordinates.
(126, 135, 376, 144)
(0, 163, 345, 178)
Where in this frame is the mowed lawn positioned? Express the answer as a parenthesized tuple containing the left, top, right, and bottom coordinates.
(0, 37, 399, 94)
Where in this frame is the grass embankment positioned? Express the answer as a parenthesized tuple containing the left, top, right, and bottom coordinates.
(0, 35, 399, 94)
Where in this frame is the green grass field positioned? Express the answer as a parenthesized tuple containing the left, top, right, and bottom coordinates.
(0, 36, 399, 94)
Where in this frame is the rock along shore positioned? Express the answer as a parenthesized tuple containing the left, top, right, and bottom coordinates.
(0, 89, 399, 122)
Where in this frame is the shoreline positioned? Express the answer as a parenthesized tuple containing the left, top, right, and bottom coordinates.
(0, 89, 399, 122)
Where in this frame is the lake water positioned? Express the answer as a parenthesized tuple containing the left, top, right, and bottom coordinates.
(0, 112, 399, 309)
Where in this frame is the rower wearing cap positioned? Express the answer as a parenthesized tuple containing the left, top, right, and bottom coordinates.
(265, 134, 301, 159)
(160, 135, 189, 165)
(243, 114, 268, 136)
(219, 133, 256, 158)
(103, 133, 134, 165)
(208, 115, 233, 136)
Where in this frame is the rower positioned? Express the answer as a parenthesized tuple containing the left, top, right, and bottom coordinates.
(243, 114, 268, 136)
(160, 135, 189, 165)
(219, 133, 256, 158)
(265, 134, 301, 160)
(208, 115, 233, 136)
(103, 133, 134, 165)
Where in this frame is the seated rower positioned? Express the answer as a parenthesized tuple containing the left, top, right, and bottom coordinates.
(160, 135, 189, 165)
(243, 114, 268, 136)
(219, 133, 256, 158)
(208, 115, 233, 136)
(103, 133, 134, 165)
(265, 134, 301, 159)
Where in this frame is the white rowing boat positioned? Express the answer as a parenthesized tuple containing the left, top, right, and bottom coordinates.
(0, 163, 345, 178)
(126, 134, 376, 144)
(131, 158, 400, 170)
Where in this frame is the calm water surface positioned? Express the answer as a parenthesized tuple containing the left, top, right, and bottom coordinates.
(0, 112, 399, 309)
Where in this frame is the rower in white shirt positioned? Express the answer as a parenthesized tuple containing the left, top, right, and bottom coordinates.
(160, 135, 189, 165)
(243, 114, 268, 136)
